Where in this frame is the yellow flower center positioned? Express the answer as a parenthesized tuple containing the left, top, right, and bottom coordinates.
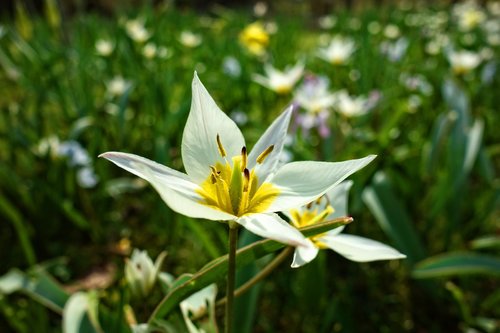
(197, 134, 280, 217)
(289, 197, 335, 249)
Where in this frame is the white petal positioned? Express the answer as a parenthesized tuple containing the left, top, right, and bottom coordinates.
(291, 239, 319, 268)
(236, 213, 309, 247)
(326, 180, 353, 220)
(320, 233, 406, 262)
(266, 155, 376, 212)
(182, 73, 245, 183)
(247, 106, 293, 184)
(100, 152, 234, 221)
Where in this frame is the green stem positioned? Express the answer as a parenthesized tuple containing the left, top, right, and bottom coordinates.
(225, 224, 238, 333)
(217, 246, 293, 308)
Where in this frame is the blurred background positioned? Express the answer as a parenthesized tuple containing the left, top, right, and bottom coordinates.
(0, 0, 498, 332)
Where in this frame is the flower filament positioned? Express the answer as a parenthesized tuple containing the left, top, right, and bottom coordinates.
(197, 134, 280, 216)
(289, 195, 335, 248)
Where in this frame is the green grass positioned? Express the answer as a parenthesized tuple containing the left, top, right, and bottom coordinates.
(0, 1, 499, 332)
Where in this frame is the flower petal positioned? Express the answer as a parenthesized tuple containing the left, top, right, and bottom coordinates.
(326, 180, 353, 220)
(266, 155, 376, 212)
(100, 152, 235, 221)
(236, 213, 309, 247)
(320, 233, 406, 262)
(247, 106, 293, 184)
(182, 73, 245, 184)
(291, 239, 319, 268)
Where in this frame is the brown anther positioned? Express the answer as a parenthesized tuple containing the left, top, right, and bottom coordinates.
(243, 168, 250, 192)
(216, 134, 227, 158)
(256, 145, 274, 164)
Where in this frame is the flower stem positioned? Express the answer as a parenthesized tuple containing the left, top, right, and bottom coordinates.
(225, 224, 238, 333)
(217, 246, 293, 308)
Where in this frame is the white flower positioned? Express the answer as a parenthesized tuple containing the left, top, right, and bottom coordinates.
(180, 284, 217, 333)
(100, 73, 376, 248)
(125, 249, 166, 298)
(58, 140, 91, 167)
(317, 36, 356, 65)
(380, 37, 409, 62)
(179, 31, 202, 48)
(383, 24, 401, 39)
(125, 19, 150, 43)
(252, 61, 304, 94)
(318, 15, 337, 29)
(222, 56, 241, 78)
(77, 167, 99, 188)
(333, 90, 372, 117)
(285, 181, 406, 268)
(95, 39, 114, 56)
(142, 43, 157, 59)
(106, 76, 132, 97)
(447, 49, 482, 74)
(453, 1, 486, 31)
(294, 76, 336, 114)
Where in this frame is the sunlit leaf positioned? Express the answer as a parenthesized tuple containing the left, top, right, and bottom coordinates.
(149, 217, 351, 321)
(412, 252, 500, 278)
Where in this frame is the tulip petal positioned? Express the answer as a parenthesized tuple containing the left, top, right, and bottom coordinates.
(320, 233, 406, 262)
(236, 213, 309, 247)
(247, 106, 293, 184)
(291, 240, 319, 268)
(182, 73, 245, 183)
(326, 180, 353, 220)
(266, 155, 376, 212)
(100, 152, 235, 221)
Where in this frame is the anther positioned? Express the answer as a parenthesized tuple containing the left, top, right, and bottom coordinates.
(241, 146, 247, 170)
(216, 134, 227, 158)
(243, 168, 250, 192)
(256, 145, 274, 164)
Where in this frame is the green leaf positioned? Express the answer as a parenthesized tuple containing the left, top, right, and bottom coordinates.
(412, 252, 500, 278)
(148, 217, 352, 322)
(470, 236, 500, 250)
(0, 268, 69, 313)
(362, 171, 426, 266)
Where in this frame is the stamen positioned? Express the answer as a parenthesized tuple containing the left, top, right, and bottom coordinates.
(243, 168, 250, 192)
(241, 147, 247, 170)
(216, 134, 227, 158)
(306, 202, 313, 209)
(256, 145, 274, 164)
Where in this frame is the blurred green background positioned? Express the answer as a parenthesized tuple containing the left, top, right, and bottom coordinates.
(0, 0, 498, 332)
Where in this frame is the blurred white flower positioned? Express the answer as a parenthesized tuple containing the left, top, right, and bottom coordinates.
(77, 167, 99, 188)
(34, 135, 60, 157)
(447, 49, 482, 74)
(179, 31, 202, 48)
(95, 39, 114, 56)
(399, 73, 433, 96)
(142, 42, 157, 59)
(317, 36, 356, 65)
(384, 24, 401, 39)
(230, 110, 248, 125)
(318, 15, 337, 29)
(222, 56, 241, 78)
(333, 90, 374, 118)
(252, 61, 304, 94)
(125, 249, 167, 298)
(294, 75, 336, 114)
(157, 46, 172, 59)
(125, 19, 150, 43)
(180, 284, 217, 333)
(380, 37, 409, 62)
(106, 76, 131, 97)
(253, 2, 268, 17)
(58, 140, 91, 167)
(453, 1, 486, 31)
